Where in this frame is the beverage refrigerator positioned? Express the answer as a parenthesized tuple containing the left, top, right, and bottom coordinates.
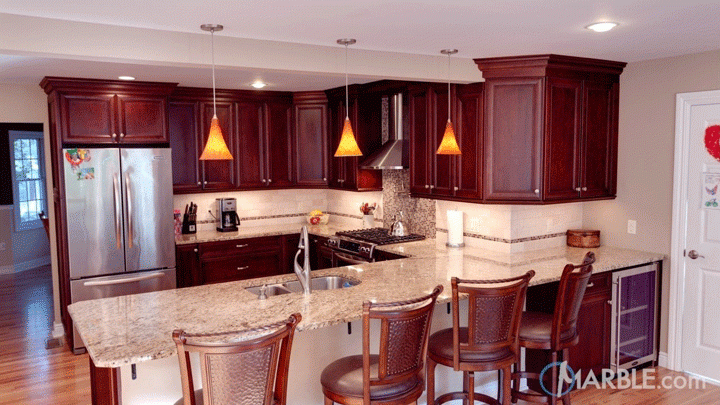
(63, 147, 176, 353)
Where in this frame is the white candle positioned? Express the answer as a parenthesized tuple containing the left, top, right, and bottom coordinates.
(447, 209, 465, 247)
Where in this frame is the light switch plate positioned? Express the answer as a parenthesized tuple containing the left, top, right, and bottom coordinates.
(627, 220, 637, 234)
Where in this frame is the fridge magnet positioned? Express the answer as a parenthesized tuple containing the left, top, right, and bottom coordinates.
(705, 125, 720, 162)
(703, 173, 720, 208)
(65, 149, 91, 171)
(76, 168, 95, 180)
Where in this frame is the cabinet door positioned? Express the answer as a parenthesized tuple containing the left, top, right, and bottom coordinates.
(544, 78, 582, 201)
(117, 95, 168, 143)
(169, 101, 201, 193)
(484, 78, 544, 201)
(58, 93, 117, 144)
(568, 286, 612, 376)
(409, 86, 432, 196)
(327, 97, 347, 188)
(175, 244, 200, 288)
(429, 85, 455, 198)
(340, 97, 360, 190)
(200, 101, 236, 190)
(455, 84, 483, 199)
(294, 101, 328, 186)
(265, 99, 293, 187)
(581, 81, 618, 198)
(236, 101, 265, 188)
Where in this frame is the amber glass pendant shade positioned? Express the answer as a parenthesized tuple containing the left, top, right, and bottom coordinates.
(334, 118, 363, 157)
(199, 115, 233, 160)
(436, 120, 461, 155)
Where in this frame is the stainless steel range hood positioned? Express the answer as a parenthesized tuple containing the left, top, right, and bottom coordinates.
(360, 93, 408, 169)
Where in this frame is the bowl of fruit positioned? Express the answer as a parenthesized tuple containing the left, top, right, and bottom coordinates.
(307, 210, 329, 225)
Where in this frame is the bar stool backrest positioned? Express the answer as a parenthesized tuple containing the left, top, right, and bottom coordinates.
(173, 313, 301, 405)
(451, 270, 535, 369)
(551, 251, 595, 350)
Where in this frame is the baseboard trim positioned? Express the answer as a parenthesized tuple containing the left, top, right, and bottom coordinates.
(12, 256, 51, 273)
(658, 351, 668, 368)
(52, 322, 65, 339)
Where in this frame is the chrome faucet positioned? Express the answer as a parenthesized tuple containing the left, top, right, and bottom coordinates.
(293, 226, 311, 295)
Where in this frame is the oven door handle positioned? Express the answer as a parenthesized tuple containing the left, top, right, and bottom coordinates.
(334, 252, 372, 265)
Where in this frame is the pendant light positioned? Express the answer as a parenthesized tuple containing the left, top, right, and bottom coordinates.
(334, 38, 363, 157)
(199, 24, 233, 161)
(436, 49, 462, 155)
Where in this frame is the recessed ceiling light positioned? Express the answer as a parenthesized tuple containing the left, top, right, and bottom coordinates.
(251, 80, 267, 89)
(118, 76, 136, 81)
(586, 22, 618, 33)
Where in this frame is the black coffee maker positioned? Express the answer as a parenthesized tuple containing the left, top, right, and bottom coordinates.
(216, 198, 240, 232)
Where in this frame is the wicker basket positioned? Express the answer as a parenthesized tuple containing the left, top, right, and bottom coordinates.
(566, 229, 600, 248)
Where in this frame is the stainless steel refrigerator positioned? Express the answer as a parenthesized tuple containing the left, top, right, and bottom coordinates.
(63, 147, 176, 353)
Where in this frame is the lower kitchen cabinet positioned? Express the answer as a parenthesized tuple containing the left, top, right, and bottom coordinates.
(176, 236, 284, 287)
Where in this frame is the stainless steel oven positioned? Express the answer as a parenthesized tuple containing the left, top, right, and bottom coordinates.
(323, 236, 376, 266)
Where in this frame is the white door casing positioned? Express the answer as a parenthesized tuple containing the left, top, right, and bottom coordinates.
(670, 90, 720, 382)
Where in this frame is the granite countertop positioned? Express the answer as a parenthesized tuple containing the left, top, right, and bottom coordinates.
(70, 227, 664, 368)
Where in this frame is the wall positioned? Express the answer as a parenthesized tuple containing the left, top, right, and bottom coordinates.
(583, 49, 720, 355)
(0, 83, 60, 334)
(0, 207, 13, 271)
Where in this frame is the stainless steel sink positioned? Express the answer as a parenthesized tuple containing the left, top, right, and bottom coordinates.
(245, 275, 360, 298)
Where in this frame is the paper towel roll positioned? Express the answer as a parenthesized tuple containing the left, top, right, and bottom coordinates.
(447, 210, 465, 247)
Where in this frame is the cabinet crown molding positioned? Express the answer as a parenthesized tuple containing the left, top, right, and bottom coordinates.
(474, 54, 626, 79)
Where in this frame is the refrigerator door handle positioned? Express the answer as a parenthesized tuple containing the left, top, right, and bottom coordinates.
(113, 173, 122, 249)
(125, 175, 134, 249)
(82, 271, 165, 287)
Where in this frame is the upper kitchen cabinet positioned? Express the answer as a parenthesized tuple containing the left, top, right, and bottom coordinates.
(168, 87, 294, 193)
(475, 54, 625, 203)
(325, 84, 384, 191)
(408, 82, 484, 201)
(40, 77, 176, 145)
(293, 92, 329, 187)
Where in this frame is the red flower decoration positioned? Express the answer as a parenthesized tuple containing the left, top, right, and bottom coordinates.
(705, 125, 720, 162)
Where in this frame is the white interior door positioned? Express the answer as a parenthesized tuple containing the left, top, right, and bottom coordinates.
(675, 92, 720, 382)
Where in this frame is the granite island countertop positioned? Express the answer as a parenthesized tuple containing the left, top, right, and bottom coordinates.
(70, 228, 664, 368)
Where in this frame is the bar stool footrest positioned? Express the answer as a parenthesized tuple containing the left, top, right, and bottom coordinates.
(435, 391, 500, 405)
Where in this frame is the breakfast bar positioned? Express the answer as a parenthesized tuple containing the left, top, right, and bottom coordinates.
(68, 228, 663, 405)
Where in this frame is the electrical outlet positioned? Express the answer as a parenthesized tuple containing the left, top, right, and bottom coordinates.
(546, 218, 554, 232)
(468, 218, 481, 232)
(627, 220, 637, 234)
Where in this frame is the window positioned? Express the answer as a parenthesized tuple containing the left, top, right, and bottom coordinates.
(8, 130, 46, 231)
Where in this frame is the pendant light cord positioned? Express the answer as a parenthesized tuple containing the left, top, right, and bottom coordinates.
(447, 51, 451, 123)
(345, 43, 349, 120)
(211, 28, 217, 117)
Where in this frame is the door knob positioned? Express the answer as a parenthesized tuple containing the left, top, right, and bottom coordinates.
(688, 250, 705, 259)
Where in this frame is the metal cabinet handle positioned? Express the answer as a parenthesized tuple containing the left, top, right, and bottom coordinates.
(429, 185, 435, 189)
(582, 187, 587, 191)
(425, 185, 430, 189)
(575, 187, 581, 192)
(534, 189, 540, 194)
(587, 282, 594, 288)
(112, 133, 117, 139)
(204, 181, 208, 185)
(323, 177, 327, 182)
(688, 250, 704, 259)
(197, 181, 201, 186)
(120, 133, 125, 138)
(262, 179, 267, 184)
(236, 244, 249, 248)
(267, 179, 272, 184)
(454, 186, 459, 191)
(83, 271, 164, 287)
(193, 248, 198, 253)
(237, 266, 249, 271)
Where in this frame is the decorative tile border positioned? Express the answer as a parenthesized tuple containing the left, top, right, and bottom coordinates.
(436, 228, 566, 244)
(196, 212, 384, 225)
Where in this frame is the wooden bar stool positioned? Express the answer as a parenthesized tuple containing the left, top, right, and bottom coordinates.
(321, 286, 443, 405)
(172, 313, 301, 405)
(511, 252, 595, 405)
(426, 271, 535, 405)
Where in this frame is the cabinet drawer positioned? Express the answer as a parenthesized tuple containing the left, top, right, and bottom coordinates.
(585, 271, 612, 296)
(201, 251, 281, 285)
(199, 236, 282, 258)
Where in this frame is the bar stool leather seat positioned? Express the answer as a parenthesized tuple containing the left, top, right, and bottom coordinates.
(518, 312, 577, 346)
(321, 354, 422, 400)
(428, 328, 515, 364)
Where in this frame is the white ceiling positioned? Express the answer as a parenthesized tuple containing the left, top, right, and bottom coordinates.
(1, 0, 720, 91)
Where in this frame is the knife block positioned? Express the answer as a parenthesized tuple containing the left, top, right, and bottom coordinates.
(181, 213, 196, 234)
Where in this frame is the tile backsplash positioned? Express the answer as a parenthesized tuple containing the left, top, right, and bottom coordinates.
(175, 176, 584, 253)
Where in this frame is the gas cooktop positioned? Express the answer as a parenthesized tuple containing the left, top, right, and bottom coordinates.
(336, 227, 426, 245)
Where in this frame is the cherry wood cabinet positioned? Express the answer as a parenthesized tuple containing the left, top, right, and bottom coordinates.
(475, 54, 625, 204)
(293, 92, 329, 187)
(408, 82, 484, 201)
(169, 87, 294, 193)
(325, 84, 383, 191)
(40, 77, 175, 146)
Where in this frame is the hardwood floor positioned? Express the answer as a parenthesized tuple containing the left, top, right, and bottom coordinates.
(0, 265, 91, 405)
(0, 266, 716, 404)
